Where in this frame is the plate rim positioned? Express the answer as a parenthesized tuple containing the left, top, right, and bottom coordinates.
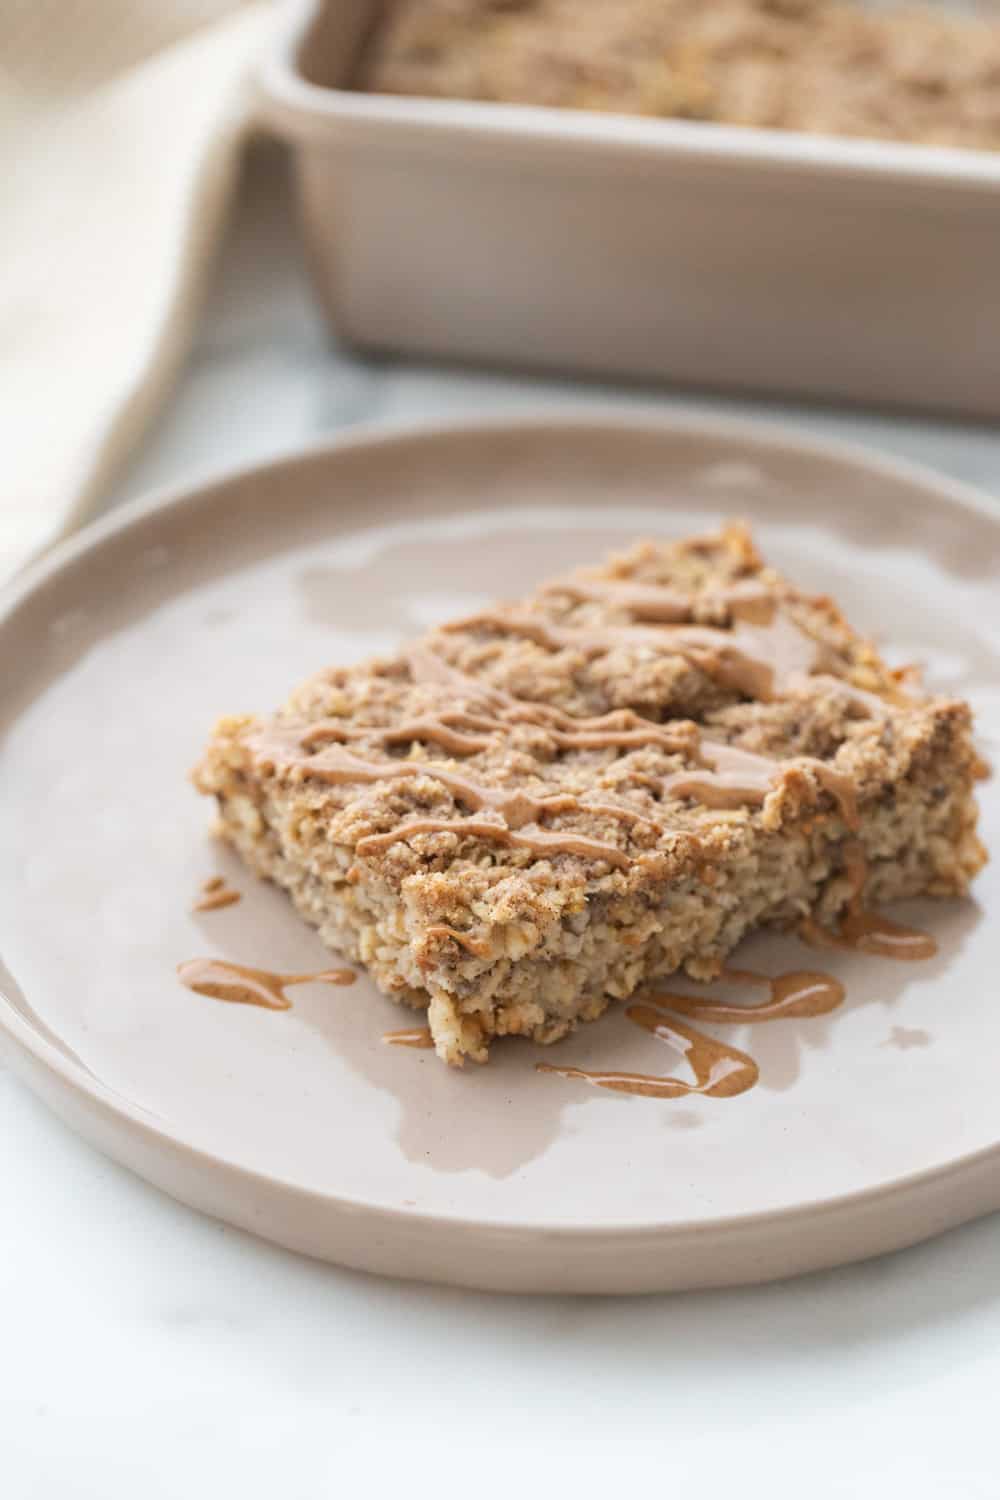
(2, 405, 999, 1268)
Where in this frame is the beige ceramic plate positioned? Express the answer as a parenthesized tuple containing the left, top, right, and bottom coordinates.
(2, 412, 998, 1293)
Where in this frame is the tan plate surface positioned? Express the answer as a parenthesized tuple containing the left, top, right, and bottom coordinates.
(1, 411, 998, 1293)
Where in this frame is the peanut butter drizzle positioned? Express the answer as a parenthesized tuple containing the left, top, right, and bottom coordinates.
(177, 958, 356, 1010)
(404, 643, 508, 707)
(192, 876, 241, 913)
(800, 843, 938, 961)
(355, 815, 631, 868)
(442, 601, 829, 703)
(251, 737, 560, 826)
(660, 741, 772, 810)
(254, 698, 858, 862)
(251, 582, 866, 867)
(319, 651, 706, 755)
(653, 967, 845, 1023)
(301, 710, 696, 760)
(540, 576, 776, 625)
(302, 715, 494, 758)
(804, 760, 860, 830)
(407, 654, 702, 749)
(536, 1004, 759, 1099)
(659, 741, 860, 826)
(800, 915, 937, 961)
(545, 723, 700, 754)
(425, 923, 493, 957)
(249, 737, 641, 865)
(382, 1026, 434, 1048)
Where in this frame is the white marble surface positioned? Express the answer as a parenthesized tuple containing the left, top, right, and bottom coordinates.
(6, 143, 1000, 1497)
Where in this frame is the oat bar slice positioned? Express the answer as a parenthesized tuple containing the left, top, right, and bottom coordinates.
(195, 525, 985, 1064)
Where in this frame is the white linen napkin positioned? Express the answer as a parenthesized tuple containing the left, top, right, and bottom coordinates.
(1, 0, 276, 581)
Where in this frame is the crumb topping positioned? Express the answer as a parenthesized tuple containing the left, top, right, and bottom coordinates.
(197, 524, 976, 898)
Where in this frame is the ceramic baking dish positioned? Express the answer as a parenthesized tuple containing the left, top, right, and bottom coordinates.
(258, 0, 1000, 417)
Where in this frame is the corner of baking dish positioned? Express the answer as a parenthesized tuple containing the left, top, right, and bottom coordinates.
(257, 0, 1000, 189)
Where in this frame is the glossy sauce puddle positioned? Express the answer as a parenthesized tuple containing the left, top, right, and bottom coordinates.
(798, 843, 938, 962)
(192, 876, 242, 913)
(538, 1006, 760, 1100)
(531, 883, 935, 1100)
(383, 1027, 435, 1049)
(181, 792, 937, 1098)
(177, 898, 934, 1100)
(177, 958, 356, 1011)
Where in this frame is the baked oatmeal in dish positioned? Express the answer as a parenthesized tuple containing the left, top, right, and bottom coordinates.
(358, 0, 1000, 153)
(194, 525, 985, 1065)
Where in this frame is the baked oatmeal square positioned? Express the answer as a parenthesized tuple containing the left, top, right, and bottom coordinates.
(195, 525, 984, 1064)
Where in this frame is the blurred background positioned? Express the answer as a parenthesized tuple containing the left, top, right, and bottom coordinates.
(4, 0, 1000, 578)
(4, 4, 1000, 1497)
